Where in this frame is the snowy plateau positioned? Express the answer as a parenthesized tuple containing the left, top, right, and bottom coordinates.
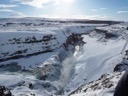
(0, 18, 128, 96)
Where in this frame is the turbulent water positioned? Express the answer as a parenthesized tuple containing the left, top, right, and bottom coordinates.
(0, 45, 82, 95)
(54, 57, 76, 91)
(51, 45, 83, 95)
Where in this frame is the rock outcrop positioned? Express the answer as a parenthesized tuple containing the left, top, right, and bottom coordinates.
(0, 86, 12, 96)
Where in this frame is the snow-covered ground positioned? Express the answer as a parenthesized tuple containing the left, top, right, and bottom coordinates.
(0, 18, 128, 96)
(65, 34, 125, 94)
(70, 72, 124, 96)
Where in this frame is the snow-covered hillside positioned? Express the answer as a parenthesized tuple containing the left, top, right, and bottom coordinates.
(70, 72, 124, 96)
(0, 18, 128, 96)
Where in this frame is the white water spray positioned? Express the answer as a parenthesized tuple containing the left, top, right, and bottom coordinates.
(53, 45, 83, 92)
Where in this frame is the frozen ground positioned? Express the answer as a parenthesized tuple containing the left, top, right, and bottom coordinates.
(0, 18, 128, 96)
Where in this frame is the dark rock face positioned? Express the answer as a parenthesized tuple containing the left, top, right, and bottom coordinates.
(62, 33, 86, 51)
(114, 50, 128, 72)
(95, 29, 117, 39)
(126, 27, 128, 30)
(0, 86, 12, 96)
(114, 64, 128, 72)
(114, 71, 128, 96)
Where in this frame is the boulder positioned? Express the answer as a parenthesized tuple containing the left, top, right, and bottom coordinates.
(0, 86, 12, 96)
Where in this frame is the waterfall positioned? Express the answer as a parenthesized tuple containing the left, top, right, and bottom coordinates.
(53, 45, 82, 94)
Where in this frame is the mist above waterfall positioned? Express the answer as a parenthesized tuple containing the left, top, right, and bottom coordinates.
(52, 45, 83, 94)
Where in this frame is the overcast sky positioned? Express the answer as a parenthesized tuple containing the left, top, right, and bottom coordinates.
(0, 0, 128, 21)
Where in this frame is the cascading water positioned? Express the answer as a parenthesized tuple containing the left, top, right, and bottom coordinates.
(52, 45, 83, 94)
